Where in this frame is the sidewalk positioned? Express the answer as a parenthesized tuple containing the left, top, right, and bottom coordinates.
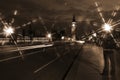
(65, 43, 104, 80)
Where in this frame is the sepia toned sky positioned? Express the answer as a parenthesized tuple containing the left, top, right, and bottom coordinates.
(0, 0, 120, 23)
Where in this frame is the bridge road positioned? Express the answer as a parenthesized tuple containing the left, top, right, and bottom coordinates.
(0, 42, 82, 80)
(0, 43, 107, 80)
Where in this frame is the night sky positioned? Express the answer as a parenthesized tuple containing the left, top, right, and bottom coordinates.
(0, 0, 119, 20)
(0, 0, 120, 34)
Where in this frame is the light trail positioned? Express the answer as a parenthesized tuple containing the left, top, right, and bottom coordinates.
(1, 44, 53, 53)
(0, 44, 53, 62)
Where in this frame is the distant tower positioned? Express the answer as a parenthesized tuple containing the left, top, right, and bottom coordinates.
(71, 15, 76, 41)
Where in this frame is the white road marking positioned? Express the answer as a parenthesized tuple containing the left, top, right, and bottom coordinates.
(34, 57, 58, 74)
(33, 48, 73, 74)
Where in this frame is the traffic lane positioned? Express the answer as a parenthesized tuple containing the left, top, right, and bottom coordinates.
(34, 45, 82, 80)
(65, 44, 104, 80)
(0, 44, 53, 61)
(0, 42, 74, 59)
(0, 50, 56, 80)
(0, 45, 60, 80)
(0, 44, 82, 80)
(0, 44, 66, 62)
(0, 47, 46, 61)
(0, 44, 53, 53)
(0, 42, 71, 60)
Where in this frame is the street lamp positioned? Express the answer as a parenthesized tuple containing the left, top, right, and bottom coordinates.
(47, 33, 52, 38)
(61, 36, 65, 40)
(103, 23, 113, 32)
(46, 33, 52, 42)
(3, 26, 14, 37)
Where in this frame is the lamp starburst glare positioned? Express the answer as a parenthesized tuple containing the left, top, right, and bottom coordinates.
(3, 27, 14, 37)
(103, 23, 112, 32)
(47, 33, 52, 38)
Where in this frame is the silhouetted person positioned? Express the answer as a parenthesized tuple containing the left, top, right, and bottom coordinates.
(102, 34, 117, 80)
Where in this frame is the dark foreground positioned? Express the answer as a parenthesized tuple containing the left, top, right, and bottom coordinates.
(0, 42, 119, 80)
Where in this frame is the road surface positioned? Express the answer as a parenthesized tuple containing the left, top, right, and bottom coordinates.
(0, 42, 115, 80)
